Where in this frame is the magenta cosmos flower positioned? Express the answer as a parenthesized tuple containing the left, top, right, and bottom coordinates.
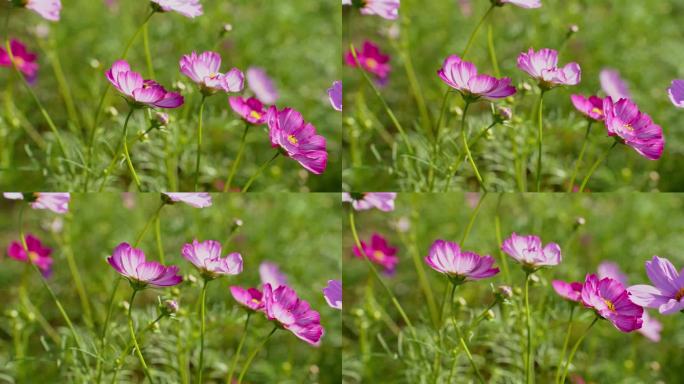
(353, 233, 398, 274)
(263, 283, 324, 346)
(552, 280, 583, 302)
(230, 286, 264, 312)
(667, 79, 684, 108)
(14, 0, 62, 21)
(438, 55, 516, 100)
(517, 48, 581, 89)
(344, 41, 391, 81)
(260, 261, 288, 288)
(107, 243, 182, 288)
(424, 240, 499, 283)
(570, 94, 605, 121)
(162, 192, 212, 208)
(600, 69, 630, 100)
(106, 60, 183, 109)
(501, 232, 561, 270)
(150, 0, 202, 18)
(180, 51, 244, 96)
(267, 106, 327, 174)
(323, 279, 342, 310)
(342, 0, 400, 20)
(342, 192, 396, 211)
(493, 0, 541, 8)
(602, 97, 664, 160)
(7, 234, 53, 276)
(246, 67, 278, 104)
(0, 39, 39, 83)
(229, 96, 267, 125)
(581, 274, 643, 332)
(628, 256, 684, 315)
(328, 80, 342, 111)
(4, 192, 70, 214)
(181, 239, 243, 279)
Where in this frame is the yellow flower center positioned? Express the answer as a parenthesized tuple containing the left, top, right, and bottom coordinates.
(365, 58, 378, 69)
(373, 250, 385, 261)
(28, 251, 39, 262)
(249, 111, 262, 120)
(591, 107, 602, 116)
(13, 56, 25, 67)
(623, 123, 634, 132)
(209, 72, 218, 79)
(603, 298, 616, 312)
(676, 288, 684, 301)
(250, 298, 261, 304)
(287, 135, 298, 145)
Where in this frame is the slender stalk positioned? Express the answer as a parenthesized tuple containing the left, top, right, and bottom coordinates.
(467, 300, 498, 332)
(95, 277, 121, 384)
(450, 284, 485, 384)
(227, 312, 252, 383)
(554, 305, 576, 384)
(197, 280, 209, 384)
(194, 96, 207, 191)
(143, 22, 155, 78)
(237, 326, 278, 384)
(154, 215, 165, 264)
(494, 197, 511, 285)
(224, 123, 250, 192)
(434, 91, 451, 144)
(578, 141, 618, 192)
(242, 152, 280, 192)
(128, 289, 155, 383)
(534, 91, 546, 192)
(391, 38, 432, 141)
(559, 317, 599, 384)
(524, 273, 533, 384)
(460, 102, 487, 191)
(462, 4, 495, 58)
(135, 202, 165, 246)
(39, 36, 81, 133)
(567, 121, 593, 192)
(98, 124, 156, 191)
(120, 108, 142, 191)
(110, 314, 164, 384)
(487, 22, 501, 77)
(57, 223, 94, 328)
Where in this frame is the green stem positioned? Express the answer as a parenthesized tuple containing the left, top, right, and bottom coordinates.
(227, 312, 252, 384)
(194, 96, 207, 191)
(197, 280, 209, 384)
(460, 192, 487, 246)
(392, 38, 432, 141)
(98, 124, 155, 191)
(460, 102, 487, 191)
(143, 22, 155, 78)
(154, 214, 165, 264)
(434, 91, 451, 145)
(450, 284, 485, 384)
(567, 121, 593, 192)
(39, 37, 81, 134)
(96, 277, 121, 384)
(535, 91, 546, 192)
(128, 289, 155, 383)
(524, 273, 533, 384)
(110, 314, 165, 384)
(467, 300, 498, 332)
(554, 305, 576, 384)
(120, 108, 142, 191)
(578, 141, 618, 192)
(237, 327, 278, 384)
(224, 123, 250, 192)
(462, 4, 495, 58)
(135, 202, 165, 246)
(494, 196, 511, 285)
(487, 22, 501, 77)
(559, 317, 598, 384)
(58, 222, 94, 328)
(242, 151, 280, 192)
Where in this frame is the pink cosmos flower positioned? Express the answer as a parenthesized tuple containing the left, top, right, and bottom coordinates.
(4, 192, 70, 214)
(438, 55, 516, 100)
(106, 60, 184, 109)
(267, 106, 327, 174)
(162, 192, 212, 208)
(263, 283, 324, 346)
(667, 79, 684, 108)
(353, 233, 398, 274)
(424, 240, 499, 283)
(602, 97, 664, 160)
(600, 69, 630, 100)
(229, 96, 267, 125)
(628, 256, 684, 315)
(344, 41, 391, 81)
(517, 48, 581, 89)
(552, 280, 583, 302)
(0, 39, 39, 83)
(342, 192, 396, 211)
(230, 286, 264, 312)
(259, 262, 288, 288)
(246, 67, 278, 104)
(494, 0, 541, 8)
(343, 0, 400, 20)
(638, 311, 662, 342)
(323, 279, 342, 310)
(107, 243, 182, 288)
(7, 234, 53, 276)
(180, 51, 244, 95)
(21, 0, 62, 22)
(501, 232, 561, 269)
(570, 94, 605, 121)
(181, 239, 243, 279)
(150, 0, 203, 18)
(328, 80, 342, 111)
(581, 274, 643, 332)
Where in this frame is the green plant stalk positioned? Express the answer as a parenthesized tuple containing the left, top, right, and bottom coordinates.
(392, 38, 432, 141)
(128, 289, 155, 383)
(197, 279, 209, 384)
(554, 305, 576, 384)
(559, 317, 599, 384)
(110, 313, 165, 384)
(567, 121, 593, 192)
(242, 151, 280, 192)
(237, 326, 278, 384)
(227, 312, 252, 384)
(135, 202, 165, 246)
(578, 141, 618, 192)
(224, 123, 250, 192)
(95, 277, 120, 384)
(57, 222, 94, 328)
(39, 37, 81, 134)
(194, 96, 207, 191)
(524, 272, 533, 384)
(494, 197, 511, 285)
(450, 284, 485, 384)
(98, 125, 157, 191)
(460, 192, 487, 246)
(487, 22, 501, 77)
(462, 4, 495, 58)
(467, 300, 498, 332)
(154, 216, 165, 264)
(534, 91, 546, 192)
(460, 102, 488, 191)
(120, 108, 142, 190)
(143, 22, 155, 78)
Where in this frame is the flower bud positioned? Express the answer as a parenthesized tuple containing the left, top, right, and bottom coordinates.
(496, 285, 513, 300)
(495, 106, 512, 122)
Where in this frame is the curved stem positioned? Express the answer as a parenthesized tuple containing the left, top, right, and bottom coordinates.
(194, 96, 207, 191)
(450, 284, 485, 384)
(460, 102, 487, 191)
(154, 214, 165, 264)
(224, 123, 250, 192)
(487, 22, 501, 77)
(567, 121, 593, 192)
(128, 289, 155, 383)
(524, 273, 533, 384)
(121, 108, 142, 191)
(110, 314, 164, 384)
(559, 317, 598, 384)
(461, 5, 495, 58)
(434, 91, 451, 144)
(535, 91, 546, 192)
(143, 22, 155, 78)
(96, 277, 121, 384)
(227, 312, 252, 384)
(242, 151, 280, 192)
(467, 300, 498, 332)
(98, 125, 155, 191)
(237, 326, 278, 384)
(554, 305, 576, 384)
(578, 141, 618, 192)
(197, 280, 209, 384)
(134, 202, 165, 246)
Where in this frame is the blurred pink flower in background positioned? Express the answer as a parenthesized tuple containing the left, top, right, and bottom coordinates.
(328, 80, 342, 111)
(151, 0, 203, 18)
(600, 68, 631, 100)
(4, 192, 70, 214)
(353, 233, 398, 274)
(7, 234, 53, 276)
(229, 96, 268, 124)
(0, 39, 39, 83)
(345, 41, 391, 81)
(342, 192, 397, 211)
(246, 67, 279, 104)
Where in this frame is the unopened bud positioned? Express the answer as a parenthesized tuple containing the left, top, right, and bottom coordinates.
(496, 285, 513, 300)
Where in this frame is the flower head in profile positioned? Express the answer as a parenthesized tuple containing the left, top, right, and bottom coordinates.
(4, 192, 70, 214)
(7, 234, 53, 276)
(106, 60, 184, 109)
(344, 41, 391, 81)
(517, 48, 581, 89)
(343, 0, 400, 20)
(552, 280, 583, 302)
(600, 69, 630, 100)
(162, 192, 212, 208)
(328, 80, 342, 111)
(263, 283, 324, 346)
(13, 0, 62, 22)
(501, 232, 561, 271)
(107, 243, 182, 288)
(180, 51, 244, 96)
(246, 67, 278, 104)
(229, 96, 267, 124)
(581, 274, 643, 332)
(438, 55, 516, 101)
(181, 239, 243, 279)
(602, 97, 664, 160)
(323, 279, 342, 310)
(628, 256, 684, 315)
(353, 233, 398, 274)
(493, 0, 541, 8)
(667, 79, 684, 108)
(150, 0, 203, 18)
(342, 192, 396, 211)
(424, 240, 499, 284)
(259, 261, 288, 288)
(570, 94, 605, 121)
(267, 106, 327, 174)
(0, 39, 39, 83)
(230, 286, 264, 312)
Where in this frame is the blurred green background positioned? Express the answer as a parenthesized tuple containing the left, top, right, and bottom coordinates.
(0, 0, 341, 191)
(343, 0, 684, 192)
(0, 193, 341, 383)
(343, 193, 684, 383)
